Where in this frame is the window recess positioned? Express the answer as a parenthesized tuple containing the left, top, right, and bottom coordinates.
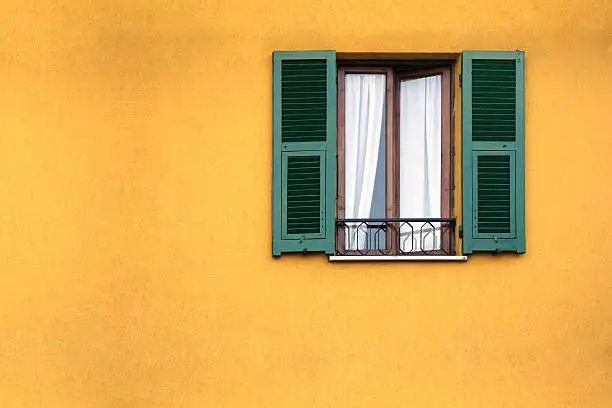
(336, 66, 455, 256)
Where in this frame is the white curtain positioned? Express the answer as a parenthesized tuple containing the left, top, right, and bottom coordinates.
(345, 74, 386, 250)
(399, 75, 442, 252)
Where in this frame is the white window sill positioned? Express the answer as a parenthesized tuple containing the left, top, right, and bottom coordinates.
(329, 255, 467, 262)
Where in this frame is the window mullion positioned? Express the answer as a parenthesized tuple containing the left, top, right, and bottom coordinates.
(385, 68, 400, 254)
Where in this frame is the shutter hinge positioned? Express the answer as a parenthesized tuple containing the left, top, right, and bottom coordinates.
(458, 225, 463, 238)
(459, 74, 463, 88)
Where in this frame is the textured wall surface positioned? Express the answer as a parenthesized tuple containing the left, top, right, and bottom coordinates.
(0, 1, 611, 407)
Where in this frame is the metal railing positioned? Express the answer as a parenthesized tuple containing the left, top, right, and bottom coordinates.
(335, 218, 456, 256)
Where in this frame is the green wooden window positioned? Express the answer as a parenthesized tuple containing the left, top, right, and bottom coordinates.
(462, 50, 526, 254)
(272, 51, 336, 256)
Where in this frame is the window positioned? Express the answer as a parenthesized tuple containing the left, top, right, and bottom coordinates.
(336, 66, 454, 256)
(271, 51, 525, 259)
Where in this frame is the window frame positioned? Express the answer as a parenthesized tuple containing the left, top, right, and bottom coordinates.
(336, 64, 455, 255)
(336, 67, 395, 255)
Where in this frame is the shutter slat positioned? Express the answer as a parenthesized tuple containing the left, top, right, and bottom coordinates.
(281, 59, 328, 144)
(470, 58, 517, 143)
(477, 154, 511, 234)
(286, 154, 322, 235)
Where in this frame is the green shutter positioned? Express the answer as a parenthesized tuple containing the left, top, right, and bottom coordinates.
(462, 50, 525, 254)
(272, 51, 336, 256)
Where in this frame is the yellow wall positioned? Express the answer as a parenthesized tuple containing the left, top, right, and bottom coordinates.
(0, 1, 611, 407)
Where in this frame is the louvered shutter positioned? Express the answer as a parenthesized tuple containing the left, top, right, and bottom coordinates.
(461, 51, 526, 254)
(272, 51, 336, 256)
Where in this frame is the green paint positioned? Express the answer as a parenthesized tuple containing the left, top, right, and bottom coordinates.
(281, 151, 326, 240)
(462, 50, 525, 254)
(473, 151, 516, 239)
(272, 50, 336, 256)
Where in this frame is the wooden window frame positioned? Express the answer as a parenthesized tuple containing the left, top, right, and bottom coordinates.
(336, 65, 454, 255)
(337, 67, 394, 256)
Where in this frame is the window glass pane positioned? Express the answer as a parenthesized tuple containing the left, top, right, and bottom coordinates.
(399, 75, 442, 253)
(344, 74, 386, 251)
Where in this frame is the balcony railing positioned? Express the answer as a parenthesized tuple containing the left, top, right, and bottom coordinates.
(335, 218, 456, 256)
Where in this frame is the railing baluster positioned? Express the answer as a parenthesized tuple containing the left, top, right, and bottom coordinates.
(335, 218, 456, 256)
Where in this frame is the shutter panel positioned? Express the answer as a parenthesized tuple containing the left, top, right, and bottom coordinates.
(462, 51, 525, 254)
(272, 51, 336, 256)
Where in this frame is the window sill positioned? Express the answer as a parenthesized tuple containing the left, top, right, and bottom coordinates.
(329, 255, 467, 262)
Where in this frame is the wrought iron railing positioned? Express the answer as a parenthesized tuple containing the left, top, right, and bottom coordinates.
(335, 218, 456, 256)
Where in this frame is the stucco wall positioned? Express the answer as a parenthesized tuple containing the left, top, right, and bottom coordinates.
(0, 1, 611, 407)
